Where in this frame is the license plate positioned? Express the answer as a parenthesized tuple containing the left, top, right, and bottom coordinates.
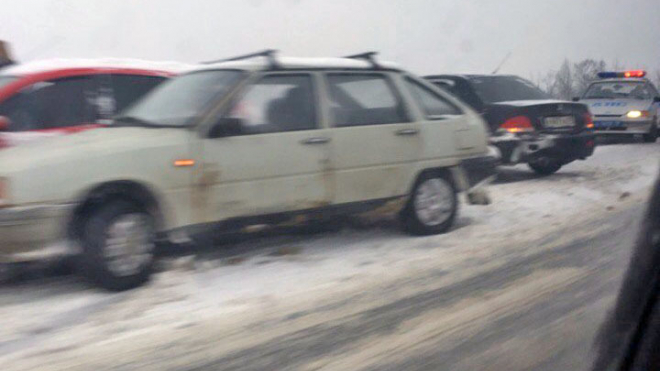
(544, 116, 575, 128)
(594, 121, 623, 129)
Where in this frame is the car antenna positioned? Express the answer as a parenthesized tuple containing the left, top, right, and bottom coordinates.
(202, 49, 280, 70)
(492, 51, 512, 74)
(344, 51, 382, 69)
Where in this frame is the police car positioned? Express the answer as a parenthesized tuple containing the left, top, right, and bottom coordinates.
(575, 70, 660, 142)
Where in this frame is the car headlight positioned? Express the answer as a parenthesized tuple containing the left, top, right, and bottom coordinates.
(626, 110, 650, 119)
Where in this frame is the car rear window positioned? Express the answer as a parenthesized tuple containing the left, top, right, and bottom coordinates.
(584, 81, 652, 100)
(469, 76, 549, 103)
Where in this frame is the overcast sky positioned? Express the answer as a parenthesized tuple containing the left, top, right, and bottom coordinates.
(1, 0, 658, 78)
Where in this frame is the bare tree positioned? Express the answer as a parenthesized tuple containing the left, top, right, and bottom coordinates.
(536, 70, 559, 98)
(573, 59, 606, 96)
(535, 59, 660, 100)
(555, 59, 574, 100)
(652, 69, 660, 89)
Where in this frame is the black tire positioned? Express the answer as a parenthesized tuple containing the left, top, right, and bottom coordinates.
(78, 200, 156, 291)
(643, 122, 658, 143)
(528, 158, 562, 175)
(400, 172, 458, 236)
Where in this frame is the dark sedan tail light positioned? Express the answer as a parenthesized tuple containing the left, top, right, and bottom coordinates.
(500, 116, 534, 133)
(584, 113, 594, 129)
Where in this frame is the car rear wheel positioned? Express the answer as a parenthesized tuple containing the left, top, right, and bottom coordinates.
(400, 173, 458, 236)
(643, 122, 658, 143)
(528, 158, 562, 175)
(79, 200, 156, 291)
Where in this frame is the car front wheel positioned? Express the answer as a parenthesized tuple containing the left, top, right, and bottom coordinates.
(400, 173, 458, 236)
(79, 200, 156, 291)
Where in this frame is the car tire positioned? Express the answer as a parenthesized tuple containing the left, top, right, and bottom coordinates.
(643, 122, 658, 143)
(400, 172, 458, 236)
(528, 158, 562, 175)
(79, 200, 156, 291)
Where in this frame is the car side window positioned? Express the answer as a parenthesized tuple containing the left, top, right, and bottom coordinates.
(430, 79, 457, 94)
(0, 76, 97, 131)
(325, 73, 408, 127)
(111, 74, 167, 114)
(405, 78, 461, 119)
(227, 74, 317, 135)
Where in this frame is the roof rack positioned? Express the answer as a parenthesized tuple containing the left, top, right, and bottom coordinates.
(344, 51, 382, 69)
(202, 49, 280, 69)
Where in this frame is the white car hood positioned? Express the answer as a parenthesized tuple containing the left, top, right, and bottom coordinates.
(0, 126, 189, 174)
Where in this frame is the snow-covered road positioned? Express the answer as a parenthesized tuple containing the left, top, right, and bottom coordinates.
(1, 141, 659, 370)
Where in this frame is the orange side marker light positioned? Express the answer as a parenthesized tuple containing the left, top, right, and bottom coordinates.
(174, 159, 196, 167)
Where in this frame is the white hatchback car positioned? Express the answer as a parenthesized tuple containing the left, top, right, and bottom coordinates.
(0, 51, 493, 290)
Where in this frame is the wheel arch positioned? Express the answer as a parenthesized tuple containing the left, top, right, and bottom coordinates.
(67, 180, 166, 241)
(408, 166, 461, 196)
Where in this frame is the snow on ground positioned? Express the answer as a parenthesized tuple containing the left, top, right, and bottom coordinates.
(1, 142, 659, 366)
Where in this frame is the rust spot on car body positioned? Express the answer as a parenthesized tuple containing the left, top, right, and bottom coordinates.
(192, 163, 221, 222)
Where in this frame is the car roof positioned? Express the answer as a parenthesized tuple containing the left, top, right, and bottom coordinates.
(193, 56, 401, 73)
(0, 58, 196, 77)
(590, 78, 649, 84)
(426, 74, 520, 79)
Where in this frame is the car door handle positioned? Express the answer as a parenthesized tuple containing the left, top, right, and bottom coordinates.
(395, 128, 419, 136)
(301, 137, 331, 145)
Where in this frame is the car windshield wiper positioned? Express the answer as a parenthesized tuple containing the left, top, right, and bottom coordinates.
(112, 116, 170, 129)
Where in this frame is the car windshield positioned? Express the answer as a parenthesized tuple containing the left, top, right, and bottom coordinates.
(469, 76, 550, 103)
(117, 70, 244, 127)
(0, 75, 17, 90)
(584, 81, 652, 100)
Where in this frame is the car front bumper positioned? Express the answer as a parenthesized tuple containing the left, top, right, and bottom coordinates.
(0, 204, 73, 263)
(593, 119, 653, 135)
(491, 131, 596, 165)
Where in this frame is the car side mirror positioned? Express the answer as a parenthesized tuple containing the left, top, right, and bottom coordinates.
(654, 96, 660, 103)
(0, 116, 11, 131)
(208, 117, 244, 138)
(572, 97, 580, 102)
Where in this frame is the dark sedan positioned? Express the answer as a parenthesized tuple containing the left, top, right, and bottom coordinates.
(426, 74, 596, 175)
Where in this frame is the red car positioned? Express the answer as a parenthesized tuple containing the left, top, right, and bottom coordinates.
(0, 59, 190, 148)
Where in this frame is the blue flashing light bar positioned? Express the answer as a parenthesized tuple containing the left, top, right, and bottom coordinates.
(597, 70, 646, 79)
